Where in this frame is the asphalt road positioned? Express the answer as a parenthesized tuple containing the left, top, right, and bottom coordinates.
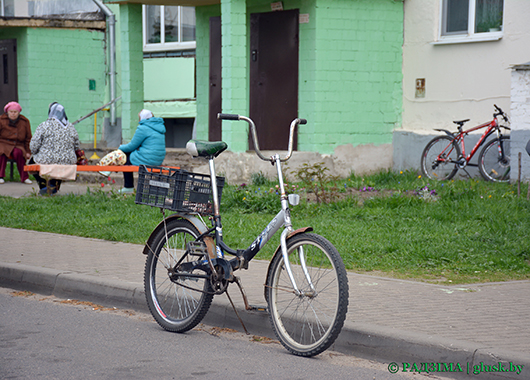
(0, 287, 456, 380)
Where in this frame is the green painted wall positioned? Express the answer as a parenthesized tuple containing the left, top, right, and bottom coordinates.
(0, 27, 106, 143)
(195, 0, 403, 154)
(144, 57, 195, 101)
(119, 4, 144, 144)
(310, 0, 403, 153)
(219, 0, 248, 152)
(196, 5, 221, 140)
(143, 56, 197, 119)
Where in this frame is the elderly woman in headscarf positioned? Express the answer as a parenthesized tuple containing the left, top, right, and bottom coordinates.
(117, 109, 166, 193)
(0, 101, 33, 184)
(29, 102, 80, 194)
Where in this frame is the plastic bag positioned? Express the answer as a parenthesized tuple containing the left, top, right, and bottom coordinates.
(98, 149, 126, 166)
(75, 150, 88, 165)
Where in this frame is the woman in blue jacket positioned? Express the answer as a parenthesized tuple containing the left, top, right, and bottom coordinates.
(118, 109, 166, 193)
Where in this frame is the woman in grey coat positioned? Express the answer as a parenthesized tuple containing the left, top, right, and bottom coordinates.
(29, 102, 80, 194)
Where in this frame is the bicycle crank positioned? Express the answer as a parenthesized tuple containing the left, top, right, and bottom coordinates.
(210, 266, 229, 294)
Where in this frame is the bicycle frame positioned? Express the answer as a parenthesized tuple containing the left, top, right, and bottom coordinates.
(455, 119, 499, 166)
(167, 115, 309, 295)
(437, 117, 503, 167)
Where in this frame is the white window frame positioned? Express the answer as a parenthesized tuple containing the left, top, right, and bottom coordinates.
(142, 5, 196, 52)
(434, 0, 504, 45)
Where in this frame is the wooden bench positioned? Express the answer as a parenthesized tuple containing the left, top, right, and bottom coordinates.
(22, 164, 182, 195)
(24, 164, 140, 173)
(23, 164, 180, 175)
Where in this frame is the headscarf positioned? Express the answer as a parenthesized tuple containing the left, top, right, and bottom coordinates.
(48, 102, 69, 127)
(139, 109, 154, 121)
(4, 101, 22, 114)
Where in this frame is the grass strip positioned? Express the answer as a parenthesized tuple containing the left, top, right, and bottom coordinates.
(1, 171, 529, 284)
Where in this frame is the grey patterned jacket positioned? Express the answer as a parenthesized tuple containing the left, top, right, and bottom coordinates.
(30, 118, 80, 165)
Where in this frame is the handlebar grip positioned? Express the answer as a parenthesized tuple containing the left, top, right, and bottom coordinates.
(217, 113, 239, 120)
(299, 118, 307, 125)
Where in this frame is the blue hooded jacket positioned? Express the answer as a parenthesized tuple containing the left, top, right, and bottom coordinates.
(119, 117, 166, 166)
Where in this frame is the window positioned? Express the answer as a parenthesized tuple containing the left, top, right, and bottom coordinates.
(143, 5, 196, 52)
(2, 0, 98, 18)
(440, 0, 503, 41)
(1, 0, 14, 17)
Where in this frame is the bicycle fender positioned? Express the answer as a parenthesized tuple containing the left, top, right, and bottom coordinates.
(142, 213, 209, 256)
(433, 129, 454, 138)
(264, 227, 313, 300)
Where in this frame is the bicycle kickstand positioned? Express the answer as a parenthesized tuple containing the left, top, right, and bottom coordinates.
(233, 276, 268, 313)
(225, 277, 267, 335)
(461, 167, 472, 179)
(225, 288, 249, 335)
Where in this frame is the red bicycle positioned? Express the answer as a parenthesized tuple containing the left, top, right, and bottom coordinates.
(421, 105, 510, 182)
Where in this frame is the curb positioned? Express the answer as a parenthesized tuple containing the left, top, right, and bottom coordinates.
(1, 261, 529, 379)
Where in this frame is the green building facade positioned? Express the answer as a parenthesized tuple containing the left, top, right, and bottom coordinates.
(1, 0, 403, 157)
(0, 24, 107, 142)
(195, 0, 403, 154)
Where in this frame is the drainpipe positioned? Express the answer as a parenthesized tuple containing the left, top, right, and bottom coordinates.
(92, 0, 117, 129)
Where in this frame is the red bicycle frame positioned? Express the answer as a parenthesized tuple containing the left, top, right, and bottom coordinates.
(454, 118, 498, 165)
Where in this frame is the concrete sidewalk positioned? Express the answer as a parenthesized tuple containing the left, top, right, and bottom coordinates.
(1, 182, 529, 379)
(0, 174, 123, 198)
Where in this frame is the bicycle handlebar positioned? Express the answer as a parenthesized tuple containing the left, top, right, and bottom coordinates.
(217, 113, 239, 121)
(493, 104, 509, 123)
(218, 113, 307, 162)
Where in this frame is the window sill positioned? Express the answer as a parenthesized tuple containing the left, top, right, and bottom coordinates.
(143, 41, 197, 52)
(432, 32, 503, 45)
(143, 50, 196, 58)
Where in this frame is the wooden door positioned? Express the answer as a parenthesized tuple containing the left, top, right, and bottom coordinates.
(209, 16, 222, 141)
(249, 10, 299, 151)
(0, 39, 18, 107)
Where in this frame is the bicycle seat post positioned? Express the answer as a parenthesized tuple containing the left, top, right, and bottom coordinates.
(208, 157, 221, 217)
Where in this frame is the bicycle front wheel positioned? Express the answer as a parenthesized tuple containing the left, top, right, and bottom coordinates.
(144, 218, 213, 333)
(266, 233, 349, 357)
(478, 136, 510, 182)
(421, 135, 460, 181)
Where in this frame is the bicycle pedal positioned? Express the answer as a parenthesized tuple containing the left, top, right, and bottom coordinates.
(247, 305, 268, 313)
(187, 241, 208, 257)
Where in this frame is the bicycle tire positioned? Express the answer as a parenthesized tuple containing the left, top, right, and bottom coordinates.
(266, 233, 349, 357)
(478, 136, 510, 182)
(144, 218, 213, 333)
(421, 135, 461, 181)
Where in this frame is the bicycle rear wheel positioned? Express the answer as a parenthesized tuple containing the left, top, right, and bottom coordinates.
(266, 233, 349, 357)
(421, 135, 460, 181)
(478, 136, 510, 182)
(144, 218, 213, 333)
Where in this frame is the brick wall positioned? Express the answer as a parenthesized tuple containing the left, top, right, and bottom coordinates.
(0, 27, 106, 142)
(510, 66, 530, 181)
(195, 5, 221, 141)
(194, 0, 403, 157)
(307, 0, 403, 154)
(119, 4, 144, 144)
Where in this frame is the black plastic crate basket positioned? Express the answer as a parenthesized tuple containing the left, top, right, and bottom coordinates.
(135, 165, 225, 215)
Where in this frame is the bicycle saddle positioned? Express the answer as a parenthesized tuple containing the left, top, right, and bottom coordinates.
(453, 119, 470, 127)
(186, 139, 228, 158)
